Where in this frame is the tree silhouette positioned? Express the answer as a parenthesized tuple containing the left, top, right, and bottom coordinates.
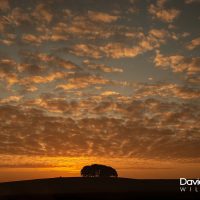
(81, 164, 118, 177)
(81, 165, 93, 177)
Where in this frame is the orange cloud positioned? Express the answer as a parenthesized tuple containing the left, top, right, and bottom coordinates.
(88, 11, 119, 23)
(0, 102, 199, 160)
(186, 37, 200, 50)
(21, 72, 70, 84)
(83, 61, 123, 73)
(57, 75, 109, 90)
(18, 52, 78, 72)
(70, 29, 172, 59)
(22, 32, 69, 45)
(22, 34, 42, 45)
(149, 28, 169, 39)
(0, 95, 23, 104)
(7, 7, 31, 26)
(51, 13, 115, 40)
(32, 3, 53, 23)
(148, 0, 180, 22)
(154, 50, 200, 76)
(134, 83, 200, 100)
(101, 43, 142, 58)
(101, 91, 120, 96)
(70, 44, 103, 59)
(0, 0, 10, 11)
(0, 59, 19, 86)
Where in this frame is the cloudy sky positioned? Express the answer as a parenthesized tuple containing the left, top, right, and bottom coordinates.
(0, 0, 200, 181)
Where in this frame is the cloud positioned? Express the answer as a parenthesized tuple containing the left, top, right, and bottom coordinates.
(7, 7, 31, 26)
(88, 11, 119, 23)
(22, 34, 42, 45)
(69, 28, 173, 59)
(83, 60, 123, 73)
(148, 0, 180, 22)
(0, 0, 10, 11)
(25, 98, 72, 114)
(50, 12, 116, 40)
(23, 85, 38, 92)
(2, 4, 105, 45)
(53, 58, 78, 70)
(19, 52, 78, 72)
(0, 34, 16, 46)
(0, 53, 79, 92)
(0, 73, 19, 87)
(36, 24, 70, 42)
(134, 83, 200, 100)
(185, 0, 200, 4)
(0, 96, 23, 104)
(0, 58, 16, 72)
(154, 50, 200, 76)
(149, 28, 169, 39)
(186, 37, 200, 50)
(0, 58, 19, 87)
(0, 103, 199, 159)
(101, 91, 120, 96)
(32, 3, 53, 24)
(100, 42, 142, 59)
(56, 75, 109, 90)
(187, 76, 200, 84)
(22, 32, 69, 45)
(0, 22, 5, 33)
(70, 44, 103, 59)
(0, 64, 71, 89)
(101, 29, 169, 58)
(0, 0, 199, 166)
(17, 63, 44, 75)
(69, 42, 142, 59)
(21, 72, 68, 84)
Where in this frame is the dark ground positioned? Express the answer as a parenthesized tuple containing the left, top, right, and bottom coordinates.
(0, 177, 199, 199)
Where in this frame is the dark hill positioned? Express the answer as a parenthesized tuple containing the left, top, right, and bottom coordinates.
(0, 177, 198, 199)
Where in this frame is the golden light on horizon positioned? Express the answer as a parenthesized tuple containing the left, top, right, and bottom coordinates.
(1, 155, 200, 182)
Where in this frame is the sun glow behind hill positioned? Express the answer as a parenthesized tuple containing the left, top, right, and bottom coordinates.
(0, 155, 200, 182)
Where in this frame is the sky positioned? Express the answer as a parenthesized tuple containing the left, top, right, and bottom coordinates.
(0, 0, 200, 182)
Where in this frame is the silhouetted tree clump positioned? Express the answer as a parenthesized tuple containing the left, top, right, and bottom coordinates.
(81, 164, 118, 177)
